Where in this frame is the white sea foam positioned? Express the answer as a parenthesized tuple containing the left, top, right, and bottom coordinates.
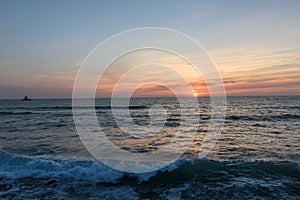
(0, 150, 123, 183)
(0, 149, 187, 183)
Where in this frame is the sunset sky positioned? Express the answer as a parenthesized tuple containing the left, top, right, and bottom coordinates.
(0, 0, 299, 98)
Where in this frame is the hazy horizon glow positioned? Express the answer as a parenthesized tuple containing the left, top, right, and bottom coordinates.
(0, 1, 299, 98)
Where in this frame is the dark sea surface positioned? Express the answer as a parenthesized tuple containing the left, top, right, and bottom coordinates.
(0, 96, 299, 199)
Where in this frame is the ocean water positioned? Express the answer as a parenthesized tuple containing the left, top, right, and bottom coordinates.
(0, 96, 299, 199)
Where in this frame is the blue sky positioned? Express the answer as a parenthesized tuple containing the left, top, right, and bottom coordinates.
(0, 0, 299, 98)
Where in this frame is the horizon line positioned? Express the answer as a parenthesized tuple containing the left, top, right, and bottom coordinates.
(0, 94, 299, 100)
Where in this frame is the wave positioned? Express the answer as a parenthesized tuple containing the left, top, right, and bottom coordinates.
(2, 105, 149, 111)
(41, 105, 149, 110)
(0, 150, 299, 199)
(0, 111, 34, 115)
(0, 149, 299, 184)
(290, 106, 300, 109)
(226, 114, 300, 121)
(0, 106, 149, 116)
(0, 149, 122, 183)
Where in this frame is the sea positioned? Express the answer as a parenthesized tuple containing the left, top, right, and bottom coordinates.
(0, 96, 299, 199)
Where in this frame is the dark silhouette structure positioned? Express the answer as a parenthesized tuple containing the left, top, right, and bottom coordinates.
(22, 96, 32, 101)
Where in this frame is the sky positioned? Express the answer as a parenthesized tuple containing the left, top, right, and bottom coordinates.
(0, 0, 299, 98)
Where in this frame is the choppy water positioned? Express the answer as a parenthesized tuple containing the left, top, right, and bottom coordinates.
(0, 96, 299, 199)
